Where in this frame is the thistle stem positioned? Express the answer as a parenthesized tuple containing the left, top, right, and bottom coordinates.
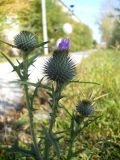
(23, 55, 43, 160)
(67, 114, 81, 160)
(66, 136, 75, 160)
(44, 82, 61, 159)
(49, 82, 61, 133)
(48, 98, 58, 133)
(66, 114, 76, 160)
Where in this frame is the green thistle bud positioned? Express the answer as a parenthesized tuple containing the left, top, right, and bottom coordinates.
(14, 31, 38, 52)
(76, 100, 93, 116)
(44, 51, 75, 84)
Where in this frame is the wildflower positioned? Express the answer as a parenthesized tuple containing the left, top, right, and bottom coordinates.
(14, 31, 38, 52)
(44, 38, 75, 84)
(76, 100, 93, 116)
(58, 38, 70, 50)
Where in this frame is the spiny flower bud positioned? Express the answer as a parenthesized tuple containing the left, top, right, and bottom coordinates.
(14, 31, 38, 52)
(76, 100, 93, 116)
(44, 54, 75, 84)
(44, 38, 75, 84)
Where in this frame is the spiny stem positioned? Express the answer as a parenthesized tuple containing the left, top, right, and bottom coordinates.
(66, 114, 75, 160)
(67, 114, 83, 160)
(49, 82, 62, 133)
(44, 82, 62, 159)
(23, 54, 43, 160)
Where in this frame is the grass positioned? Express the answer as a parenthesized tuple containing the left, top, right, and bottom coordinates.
(61, 49, 120, 159)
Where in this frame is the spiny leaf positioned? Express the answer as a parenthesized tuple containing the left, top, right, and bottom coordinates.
(0, 39, 17, 47)
(60, 104, 72, 117)
(41, 126, 61, 159)
(55, 135, 64, 141)
(0, 52, 23, 79)
(17, 53, 40, 70)
(16, 59, 21, 65)
(58, 95, 65, 101)
(47, 91, 53, 98)
(4, 145, 34, 157)
(47, 133, 61, 159)
(0, 52, 16, 69)
(10, 80, 29, 85)
(26, 52, 40, 68)
(48, 101, 53, 108)
(36, 41, 49, 48)
(70, 80, 100, 85)
(54, 130, 66, 134)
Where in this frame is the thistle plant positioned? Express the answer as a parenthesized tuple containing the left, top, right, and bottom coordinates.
(76, 100, 93, 117)
(0, 31, 100, 160)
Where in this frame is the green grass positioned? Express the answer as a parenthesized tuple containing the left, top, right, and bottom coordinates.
(61, 49, 120, 159)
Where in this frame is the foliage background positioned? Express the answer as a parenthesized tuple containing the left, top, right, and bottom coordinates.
(60, 49, 120, 159)
(99, 0, 120, 47)
(0, 0, 93, 52)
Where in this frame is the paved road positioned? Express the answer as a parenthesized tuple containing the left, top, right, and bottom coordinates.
(0, 51, 90, 113)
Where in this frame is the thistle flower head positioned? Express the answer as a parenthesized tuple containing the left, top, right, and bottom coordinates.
(76, 100, 93, 116)
(44, 37, 75, 84)
(44, 52, 75, 84)
(58, 38, 70, 50)
(14, 31, 38, 52)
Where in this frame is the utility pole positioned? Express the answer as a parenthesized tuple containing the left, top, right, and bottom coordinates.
(41, 0, 48, 55)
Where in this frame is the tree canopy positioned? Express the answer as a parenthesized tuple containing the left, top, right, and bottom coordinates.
(99, 0, 120, 47)
(0, 0, 93, 52)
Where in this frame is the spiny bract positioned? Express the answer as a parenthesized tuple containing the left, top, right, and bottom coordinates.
(76, 100, 93, 116)
(14, 31, 38, 52)
(44, 51, 75, 84)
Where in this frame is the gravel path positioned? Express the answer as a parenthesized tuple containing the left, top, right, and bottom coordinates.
(0, 52, 89, 113)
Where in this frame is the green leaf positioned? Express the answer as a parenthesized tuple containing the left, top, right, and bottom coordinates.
(48, 101, 53, 108)
(0, 52, 16, 69)
(70, 80, 100, 85)
(10, 79, 52, 92)
(55, 135, 64, 141)
(36, 41, 49, 48)
(47, 133, 61, 159)
(16, 59, 22, 65)
(80, 115, 102, 132)
(41, 126, 61, 159)
(2, 145, 34, 157)
(10, 80, 29, 85)
(58, 95, 65, 101)
(25, 52, 40, 68)
(0, 39, 17, 48)
(60, 104, 72, 117)
(0, 52, 23, 79)
(16, 53, 40, 70)
(47, 91, 53, 98)
(72, 150, 83, 158)
(54, 130, 66, 135)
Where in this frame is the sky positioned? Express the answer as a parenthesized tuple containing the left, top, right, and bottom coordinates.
(62, 0, 103, 43)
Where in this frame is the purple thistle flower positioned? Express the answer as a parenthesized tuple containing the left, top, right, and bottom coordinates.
(58, 38, 70, 50)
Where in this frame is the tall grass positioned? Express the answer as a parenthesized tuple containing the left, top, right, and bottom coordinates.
(61, 49, 120, 159)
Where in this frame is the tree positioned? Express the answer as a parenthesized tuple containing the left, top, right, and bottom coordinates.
(109, 21, 120, 47)
(108, 0, 120, 47)
(99, 0, 120, 47)
(99, 0, 115, 45)
(0, 0, 93, 52)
